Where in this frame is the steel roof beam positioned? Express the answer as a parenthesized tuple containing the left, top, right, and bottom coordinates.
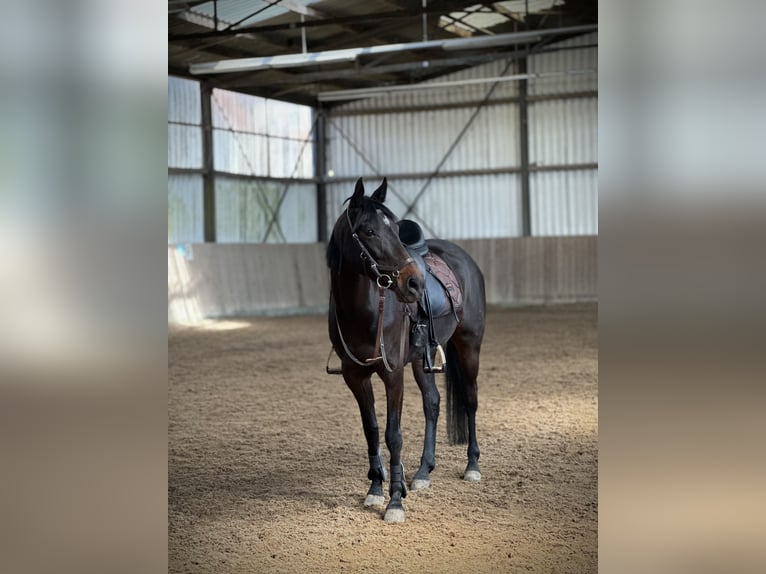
(188, 24, 596, 75)
(210, 42, 596, 90)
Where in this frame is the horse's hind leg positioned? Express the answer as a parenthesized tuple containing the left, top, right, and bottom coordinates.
(449, 335, 482, 483)
(461, 347, 481, 482)
(410, 359, 439, 490)
(343, 365, 387, 507)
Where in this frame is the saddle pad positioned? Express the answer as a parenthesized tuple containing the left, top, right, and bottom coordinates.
(423, 252, 463, 314)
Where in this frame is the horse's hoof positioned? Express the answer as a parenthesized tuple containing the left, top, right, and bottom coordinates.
(383, 507, 405, 523)
(364, 494, 385, 507)
(463, 470, 482, 483)
(410, 478, 431, 491)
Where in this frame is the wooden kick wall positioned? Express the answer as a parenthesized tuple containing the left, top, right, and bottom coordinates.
(168, 236, 597, 323)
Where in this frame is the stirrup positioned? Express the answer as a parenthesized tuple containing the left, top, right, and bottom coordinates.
(325, 347, 343, 375)
(423, 344, 446, 374)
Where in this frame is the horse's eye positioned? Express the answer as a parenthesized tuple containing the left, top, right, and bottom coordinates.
(365, 227, 375, 237)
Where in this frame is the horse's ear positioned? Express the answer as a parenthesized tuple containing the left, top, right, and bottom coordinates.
(371, 177, 387, 203)
(350, 177, 365, 208)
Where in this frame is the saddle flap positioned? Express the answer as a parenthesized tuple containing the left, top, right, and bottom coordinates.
(423, 252, 463, 316)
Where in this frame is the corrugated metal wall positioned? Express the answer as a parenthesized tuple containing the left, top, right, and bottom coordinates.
(215, 177, 317, 243)
(530, 170, 598, 236)
(168, 32, 597, 244)
(208, 88, 316, 242)
(168, 124, 203, 169)
(327, 173, 522, 239)
(168, 76, 201, 124)
(338, 57, 519, 111)
(168, 77, 204, 243)
(528, 32, 597, 235)
(168, 77, 203, 169)
(326, 57, 524, 240)
(211, 89, 314, 179)
(168, 173, 204, 243)
(528, 32, 598, 95)
(328, 105, 519, 176)
(168, 76, 317, 244)
(326, 32, 597, 239)
(529, 98, 597, 166)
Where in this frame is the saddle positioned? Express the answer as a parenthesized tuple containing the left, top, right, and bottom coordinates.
(398, 220, 462, 373)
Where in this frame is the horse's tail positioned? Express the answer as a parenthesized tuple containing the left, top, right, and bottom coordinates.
(445, 340, 469, 445)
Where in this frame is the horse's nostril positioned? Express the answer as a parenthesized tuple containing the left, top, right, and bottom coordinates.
(408, 275, 424, 294)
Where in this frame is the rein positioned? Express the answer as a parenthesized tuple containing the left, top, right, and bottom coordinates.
(328, 206, 415, 374)
(331, 292, 409, 373)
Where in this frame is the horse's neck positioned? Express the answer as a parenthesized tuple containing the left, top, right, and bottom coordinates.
(331, 269, 377, 321)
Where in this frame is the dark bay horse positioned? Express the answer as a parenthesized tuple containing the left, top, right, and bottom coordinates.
(326, 177, 486, 523)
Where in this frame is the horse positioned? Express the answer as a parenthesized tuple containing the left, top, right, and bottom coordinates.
(326, 177, 486, 523)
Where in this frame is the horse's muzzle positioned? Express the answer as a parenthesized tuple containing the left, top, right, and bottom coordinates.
(396, 266, 424, 303)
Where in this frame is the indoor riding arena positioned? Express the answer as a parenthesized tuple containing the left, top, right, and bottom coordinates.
(169, 3, 597, 572)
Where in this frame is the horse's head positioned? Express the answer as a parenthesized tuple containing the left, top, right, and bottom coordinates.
(329, 177, 425, 304)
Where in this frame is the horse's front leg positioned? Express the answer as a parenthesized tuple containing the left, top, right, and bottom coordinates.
(410, 359, 439, 490)
(380, 366, 407, 523)
(343, 364, 387, 507)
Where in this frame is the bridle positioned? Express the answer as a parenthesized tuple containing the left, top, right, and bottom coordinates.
(345, 205, 415, 290)
(328, 205, 417, 373)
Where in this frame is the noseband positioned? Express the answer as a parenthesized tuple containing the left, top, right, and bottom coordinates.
(345, 206, 415, 289)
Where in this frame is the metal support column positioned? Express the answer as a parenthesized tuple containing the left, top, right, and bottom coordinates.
(315, 108, 328, 242)
(201, 82, 216, 242)
(518, 57, 531, 237)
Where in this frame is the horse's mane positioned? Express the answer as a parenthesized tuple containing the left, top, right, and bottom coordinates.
(326, 195, 397, 272)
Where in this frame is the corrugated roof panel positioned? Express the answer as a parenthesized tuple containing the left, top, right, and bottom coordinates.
(529, 97, 597, 166)
(168, 174, 204, 243)
(530, 169, 597, 236)
(528, 32, 597, 95)
(326, 173, 522, 240)
(190, 0, 321, 28)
